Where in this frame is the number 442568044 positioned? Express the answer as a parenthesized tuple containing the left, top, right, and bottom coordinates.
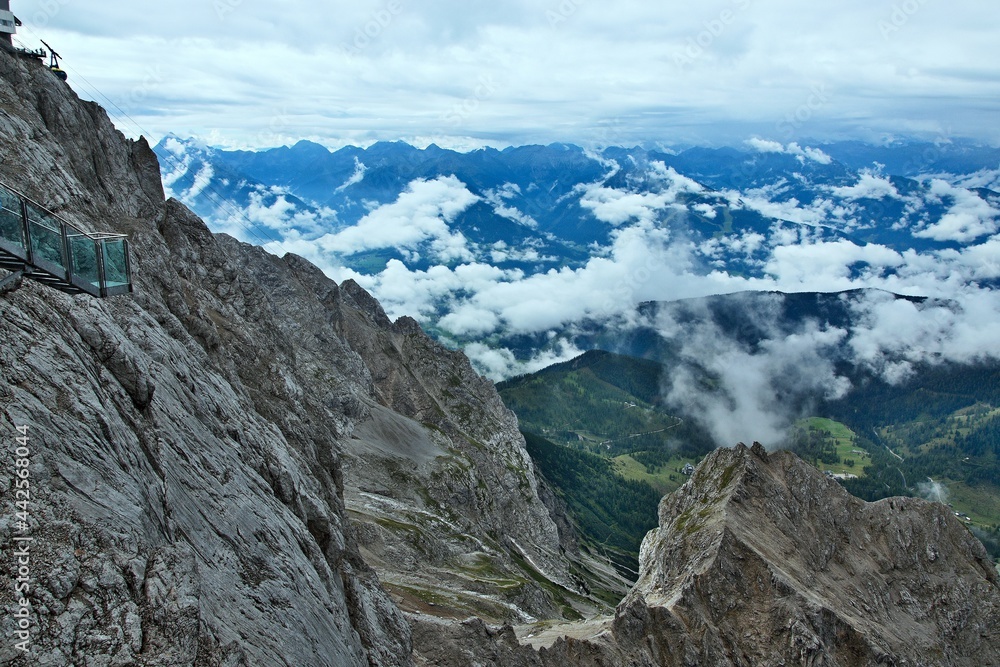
(14, 424, 30, 522)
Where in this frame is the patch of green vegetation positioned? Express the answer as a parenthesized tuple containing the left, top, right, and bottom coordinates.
(820, 362, 1000, 532)
(672, 504, 715, 537)
(389, 583, 455, 608)
(523, 431, 661, 577)
(788, 417, 870, 477)
(498, 351, 721, 579)
(498, 352, 689, 458)
(374, 516, 424, 535)
(612, 454, 698, 495)
(803, 417, 854, 443)
(674, 508, 692, 534)
(947, 481, 1000, 529)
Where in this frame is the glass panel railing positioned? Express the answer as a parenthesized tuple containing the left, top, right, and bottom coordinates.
(0, 185, 25, 253)
(0, 181, 132, 296)
(101, 239, 129, 288)
(25, 202, 66, 271)
(69, 234, 100, 288)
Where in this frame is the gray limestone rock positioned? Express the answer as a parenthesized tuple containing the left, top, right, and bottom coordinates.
(0, 45, 587, 666)
(412, 444, 1000, 666)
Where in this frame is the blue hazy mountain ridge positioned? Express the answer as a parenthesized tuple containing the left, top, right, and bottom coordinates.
(153, 136, 1000, 378)
(818, 140, 1000, 177)
(153, 137, 994, 263)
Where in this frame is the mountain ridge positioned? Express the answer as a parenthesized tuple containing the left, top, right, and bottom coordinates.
(153, 132, 1000, 380)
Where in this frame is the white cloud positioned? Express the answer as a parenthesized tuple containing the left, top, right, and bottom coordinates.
(580, 188, 678, 226)
(954, 168, 1000, 192)
(332, 215, 764, 346)
(765, 239, 905, 289)
(658, 284, 1000, 447)
(335, 157, 367, 192)
(745, 138, 786, 154)
(692, 202, 718, 219)
(483, 185, 538, 228)
(463, 339, 586, 382)
(735, 193, 835, 227)
(34, 1, 1000, 151)
(579, 163, 701, 226)
(913, 180, 1000, 242)
(661, 303, 851, 447)
(699, 231, 767, 266)
(846, 289, 1000, 382)
(830, 171, 900, 200)
(744, 139, 833, 165)
(314, 175, 479, 261)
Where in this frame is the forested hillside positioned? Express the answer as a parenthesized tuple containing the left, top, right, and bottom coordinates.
(502, 349, 1000, 573)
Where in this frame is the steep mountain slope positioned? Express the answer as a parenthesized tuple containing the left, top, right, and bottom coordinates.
(0, 46, 588, 666)
(499, 299, 1000, 606)
(414, 444, 1000, 666)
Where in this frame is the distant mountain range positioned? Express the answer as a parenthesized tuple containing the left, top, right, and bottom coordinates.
(153, 136, 1000, 377)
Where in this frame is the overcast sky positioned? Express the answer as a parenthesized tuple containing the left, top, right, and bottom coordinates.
(13, 0, 1000, 150)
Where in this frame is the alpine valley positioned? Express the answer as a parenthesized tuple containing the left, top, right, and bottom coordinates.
(0, 43, 998, 667)
(154, 132, 1000, 585)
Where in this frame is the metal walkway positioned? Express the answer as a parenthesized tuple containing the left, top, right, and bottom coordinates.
(0, 181, 132, 297)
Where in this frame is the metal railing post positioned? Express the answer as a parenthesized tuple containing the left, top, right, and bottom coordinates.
(19, 197, 32, 264)
(95, 238, 107, 297)
(59, 220, 73, 282)
(123, 239, 133, 293)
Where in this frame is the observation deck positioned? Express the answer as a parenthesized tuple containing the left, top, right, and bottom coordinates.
(0, 181, 132, 297)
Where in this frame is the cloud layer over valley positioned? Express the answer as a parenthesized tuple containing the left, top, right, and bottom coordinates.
(157, 139, 1000, 395)
(654, 289, 1000, 447)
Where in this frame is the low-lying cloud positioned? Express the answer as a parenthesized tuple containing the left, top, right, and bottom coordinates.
(660, 300, 852, 447)
(316, 175, 479, 262)
(653, 287, 1000, 448)
(173, 156, 1000, 392)
(745, 138, 833, 164)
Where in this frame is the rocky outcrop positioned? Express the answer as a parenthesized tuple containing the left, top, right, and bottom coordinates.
(603, 441, 996, 665)
(623, 441, 1000, 665)
(0, 47, 582, 666)
(421, 443, 1000, 666)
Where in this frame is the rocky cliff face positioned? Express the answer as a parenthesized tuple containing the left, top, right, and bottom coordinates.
(621, 442, 1000, 665)
(0, 48, 584, 666)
